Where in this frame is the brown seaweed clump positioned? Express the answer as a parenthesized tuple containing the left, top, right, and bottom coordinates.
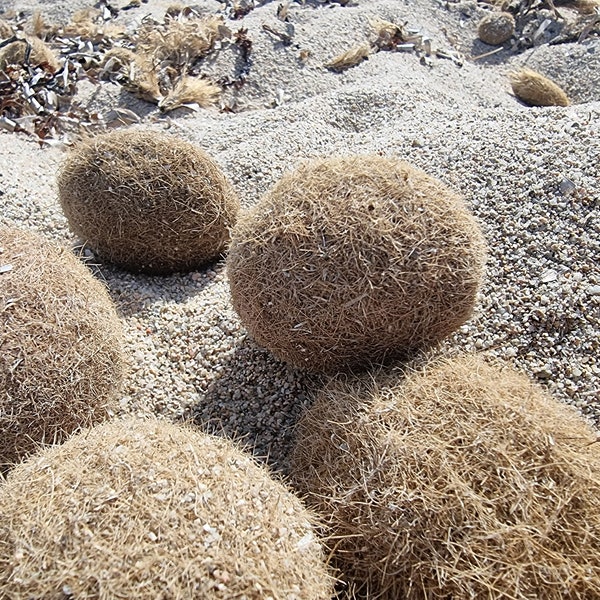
(510, 68, 570, 107)
(0, 418, 334, 599)
(227, 155, 486, 372)
(57, 130, 240, 274)
(290, 354, 600, 599)
(0, 36, 59, 72)
(0, 227, 125, 471)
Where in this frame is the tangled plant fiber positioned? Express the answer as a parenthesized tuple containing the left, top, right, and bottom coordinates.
(290, 354, 600, 599)
(227, 155, 486, 372)
(510, 68, 570, 107)
(58, 130, 239, 274)
(0, 227, 124, 472)
(477, 11, 515, 45)
(0, 19, 13, 40)
(0, 36, 59, 72)
(136, 14, 225, 66)
(0, 418, 333, 599)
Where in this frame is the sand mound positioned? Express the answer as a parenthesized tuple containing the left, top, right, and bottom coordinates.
(290, 354, 600, 598)
(0, 227, 125, 471)
(0, 417, 333, 599)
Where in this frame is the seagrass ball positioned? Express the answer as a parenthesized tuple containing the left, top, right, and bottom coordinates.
(0, 418, 333, 599)
(0, 227, 125, 471)
(57, 130, 240, 274)
(226, 155, 487, 372)
(510, 68, 570, 107)
(0, 36, 59, 72)
(290, 355, 600, 599)
(477, 11, 515, 45)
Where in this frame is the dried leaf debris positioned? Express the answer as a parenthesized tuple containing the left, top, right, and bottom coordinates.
(0, 5, 239, 145)
(0, 0, 596, 145)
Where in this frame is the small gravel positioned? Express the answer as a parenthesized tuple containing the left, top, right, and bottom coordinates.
(0, 0, 598, 471)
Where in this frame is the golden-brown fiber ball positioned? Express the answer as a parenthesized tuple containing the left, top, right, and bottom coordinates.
(0, 418, 333, 599)
(227, 155, 486, 372)
(0, 227, 125, 471)
(290, 355, 600, 599)
(510, 68, 570, 107)
(57, 130, 240, 274)
(478, 11, 515, 45)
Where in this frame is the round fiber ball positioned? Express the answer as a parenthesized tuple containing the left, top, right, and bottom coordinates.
(510, 68, 570, 107)
(290, 355, 600, 599)
(0, 418, 334, 599)
(0, 37, 59, 72)
(0, 227, 125, 471)
(57, 130, 240, 274)
(477, 11, 515, 45)
(227, 156, 486, 372)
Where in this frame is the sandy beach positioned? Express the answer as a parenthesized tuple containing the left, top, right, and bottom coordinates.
(0, 0, 598, 471)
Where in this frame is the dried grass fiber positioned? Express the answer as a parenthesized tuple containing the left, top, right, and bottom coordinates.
(0, 227, 124, 471)
(64, 8, 124, 40)
(0, 19, 13, 40)
(0, 36, 59, 72)
(509, 68, 570, 107)
(57, 130, 239, 274)
(0, 417, 333, 599)
(290, 354, 600, 599)
(159, 75, 221, 111)
(136, 15, 225, 65)
(101, 47, 162, 102)
(325, 43, 371, 71)
(477, 11, 515, 45)
(227, 156, 486, 372)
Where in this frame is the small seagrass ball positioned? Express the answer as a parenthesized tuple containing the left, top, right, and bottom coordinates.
(0, 418, 333, 600)
(227, 155, 486, 372)
(478, 11, 515, 45)
(509, 68, 570, 107)
(0, 227, 125, 471)
(290, 355, 600, 599)
(0, 36, 59, 72)
(57, 130, 240, 274)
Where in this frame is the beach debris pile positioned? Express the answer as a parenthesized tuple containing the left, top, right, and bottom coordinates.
(0, 4, 249, 144)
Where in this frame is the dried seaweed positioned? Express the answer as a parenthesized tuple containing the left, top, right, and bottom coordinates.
(325, 43, 371, 71)
(226, 156, 486, 372)
(369, 17, 464, 67)
(0, 3, 236, 142)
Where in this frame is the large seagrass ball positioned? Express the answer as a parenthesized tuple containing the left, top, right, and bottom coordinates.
(0, 418, 333, 599)
(226, 155, 486, 372)
(290, 355, 600, 598)
(0, 227, 125, 471)
(57, 130, 240, 274)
